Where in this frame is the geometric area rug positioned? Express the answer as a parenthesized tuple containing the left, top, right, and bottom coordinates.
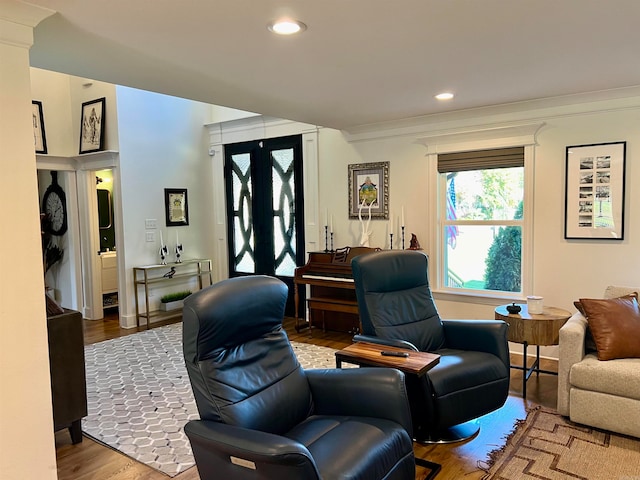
(479, 405, 640, 480)
(82, 322, 339, 477)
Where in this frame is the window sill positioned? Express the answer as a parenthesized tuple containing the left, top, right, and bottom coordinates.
(432, 288, 525, 306)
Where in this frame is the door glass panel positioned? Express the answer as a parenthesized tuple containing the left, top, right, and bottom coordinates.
(231, 153, 255, 273)
(272, 148, 296, 276)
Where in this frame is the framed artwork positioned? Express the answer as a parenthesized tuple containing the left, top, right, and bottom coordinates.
(164, 188, 189, 226)
(564, 141, 626, 240)
(79, 97, 106, 154)
(32, 100, 47, 154)
(348, 161, 389, 219)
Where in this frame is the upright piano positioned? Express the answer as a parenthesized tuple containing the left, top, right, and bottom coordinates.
(293, 246, 381, 334)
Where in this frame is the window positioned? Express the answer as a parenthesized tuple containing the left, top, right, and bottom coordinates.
(439, 147, 525, 295)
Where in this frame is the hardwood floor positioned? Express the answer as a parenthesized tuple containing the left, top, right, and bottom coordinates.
(55, 312, 559, 480)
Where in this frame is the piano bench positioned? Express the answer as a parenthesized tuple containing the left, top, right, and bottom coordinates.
(307, 297, 360, 335)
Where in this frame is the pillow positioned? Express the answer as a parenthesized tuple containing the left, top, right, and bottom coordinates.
(45, 294, 65, 317)
(574, 293, 638, 352)
(579, 295, 640, 361)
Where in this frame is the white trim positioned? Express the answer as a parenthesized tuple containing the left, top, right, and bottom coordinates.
(74, 150, 119, 170)
(423, 123, 538, 301)
(206, 116, 320, 280)
(206, 116, 318, 145)
(416, 122, 544, 153)
(36, 155, 76, 171)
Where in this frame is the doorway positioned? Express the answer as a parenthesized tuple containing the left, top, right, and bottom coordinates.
(95, 169, 119, 315)
(224, 135, 305, 315)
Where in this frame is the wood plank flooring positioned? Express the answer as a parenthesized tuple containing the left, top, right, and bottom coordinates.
(55, 313, 559, 480)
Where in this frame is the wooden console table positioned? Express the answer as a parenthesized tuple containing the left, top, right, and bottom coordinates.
(495, 304, 572, 397)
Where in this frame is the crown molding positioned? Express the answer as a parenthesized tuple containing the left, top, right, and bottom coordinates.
(343, 86, 640, 143)
(0, 1, 55, 48)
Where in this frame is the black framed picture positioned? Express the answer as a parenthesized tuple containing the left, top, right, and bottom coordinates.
(79, 97, 106, 154)
(32, 100, 47, 154)
(164, 188, 189, 226)
(564, 141, 626, 240)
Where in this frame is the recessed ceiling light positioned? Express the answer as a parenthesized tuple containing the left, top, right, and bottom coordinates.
(268, 19, 307, 35)
(435, 92, 454, 100)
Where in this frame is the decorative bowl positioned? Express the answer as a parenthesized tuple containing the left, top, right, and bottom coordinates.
(506, 303, 522, 314)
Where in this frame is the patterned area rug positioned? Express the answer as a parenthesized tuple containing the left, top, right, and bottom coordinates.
(480, 406, 640, 479)
(82, 323, 338, 477)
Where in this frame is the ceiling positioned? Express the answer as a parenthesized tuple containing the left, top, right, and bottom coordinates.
(23, 0, 640, 132)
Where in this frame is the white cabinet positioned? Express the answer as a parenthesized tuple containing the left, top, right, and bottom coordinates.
(100, 251, 118, 308)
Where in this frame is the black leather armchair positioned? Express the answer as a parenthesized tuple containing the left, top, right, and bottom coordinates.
(182, 275, 417, 480)
(352, 250, 510, 443)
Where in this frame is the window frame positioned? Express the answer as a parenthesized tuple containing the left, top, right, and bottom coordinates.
(437, 167, 526, 299)
(421, 126, 539, 304)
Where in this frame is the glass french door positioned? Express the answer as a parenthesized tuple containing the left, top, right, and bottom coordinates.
(224, 135, 304, 315)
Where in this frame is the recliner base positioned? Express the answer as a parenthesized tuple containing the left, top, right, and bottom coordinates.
(414, 419, 480, 444)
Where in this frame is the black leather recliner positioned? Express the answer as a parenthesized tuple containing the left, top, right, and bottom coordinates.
(182, 275, 417, 480)
(352, 250, 510, 443)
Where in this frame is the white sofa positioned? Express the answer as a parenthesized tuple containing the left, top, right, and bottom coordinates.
(557, 285, 640, 438)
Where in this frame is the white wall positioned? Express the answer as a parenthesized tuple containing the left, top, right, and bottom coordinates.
(315, 99, 640, 358)
(116, 86, 215, 326)
(30, 68, 74, 156)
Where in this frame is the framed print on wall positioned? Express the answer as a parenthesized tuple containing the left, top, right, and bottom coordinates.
(348, 161, 389, 219)
(32, 100, 47, 154)
(79, 97, 106, 154)
(564, 141, 626, 240)
(165, 188, 189, 226)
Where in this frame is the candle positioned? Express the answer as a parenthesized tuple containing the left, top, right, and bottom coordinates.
(401, 206, 405, 227)
(330, 215, 333, 233)
(388, 212, 393, 232)
(325, 209, 329, 227)
(160, 230, 164, 247)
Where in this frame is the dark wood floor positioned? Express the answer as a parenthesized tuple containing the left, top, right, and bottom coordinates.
(55, 311, 559, 480)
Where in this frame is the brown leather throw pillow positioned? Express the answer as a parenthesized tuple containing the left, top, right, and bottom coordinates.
(579, 295, 640, 361)
(574, 293, 638, 353)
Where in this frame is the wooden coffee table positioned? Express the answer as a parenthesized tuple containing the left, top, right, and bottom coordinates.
(495, 304, 572, 397)
(335, 342, 442, 480)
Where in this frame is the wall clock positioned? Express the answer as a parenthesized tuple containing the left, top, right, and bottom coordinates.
(42, 171, 68, 236)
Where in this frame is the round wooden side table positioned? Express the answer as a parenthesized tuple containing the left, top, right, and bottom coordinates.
(495, 304, 572, 398)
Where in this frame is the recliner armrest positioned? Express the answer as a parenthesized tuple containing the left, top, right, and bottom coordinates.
(352, 334, 419, 351)
(305, 368, 413, 436)
(442, 319, 510, 368)
(184, 420, 321, 480)
(557, 312, 588, 415)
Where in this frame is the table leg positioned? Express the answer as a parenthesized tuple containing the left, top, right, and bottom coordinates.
(294, 283, 301, 331)
(415, 457, 441, 480)
(522, 342, 527, 398)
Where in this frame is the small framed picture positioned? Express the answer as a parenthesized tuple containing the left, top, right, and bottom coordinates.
(348, 161, 389, 219)
(564, 141, 626, 240)
(32, 100, 47, 154)
(79, 97, 106, 154)
(165, 188, 189, 226)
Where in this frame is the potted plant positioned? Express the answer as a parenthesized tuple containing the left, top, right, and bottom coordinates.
(160, 290, 192, 311)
